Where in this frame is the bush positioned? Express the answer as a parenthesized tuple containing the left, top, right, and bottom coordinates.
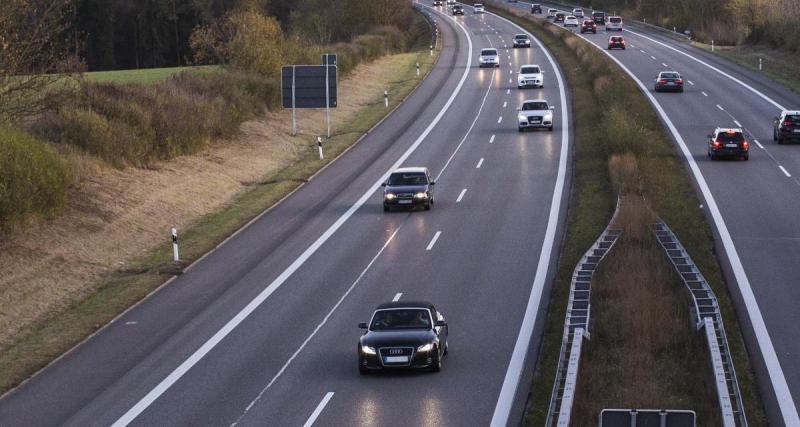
(0, 127, 71, 234)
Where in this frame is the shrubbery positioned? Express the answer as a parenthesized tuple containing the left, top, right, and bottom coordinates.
(0, 127, 71, 234)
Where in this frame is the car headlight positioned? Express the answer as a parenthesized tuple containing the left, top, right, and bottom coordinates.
(361, 345, 377, 355)
(414, 192, 427, 199)
(417, 343, 434, 352)
(545, 114, 553, 121)
(384, 193, 396, 200)
(518, 114, 527, 122)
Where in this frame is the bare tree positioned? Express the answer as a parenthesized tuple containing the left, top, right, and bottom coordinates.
(0, 0, 82, 122)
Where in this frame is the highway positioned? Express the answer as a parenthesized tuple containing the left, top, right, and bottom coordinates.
(503, 0, 800, 424)
(0, 3, 571, 426)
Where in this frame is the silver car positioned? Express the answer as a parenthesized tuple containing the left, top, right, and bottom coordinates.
(517, 99, 555, 131)
(479, 48, 500, 68)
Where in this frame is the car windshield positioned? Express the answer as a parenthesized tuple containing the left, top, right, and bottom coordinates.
(387, 172, 427, 186)
(481, 49, 497, 56)
(370, 309, 431, 330)
(522, 102, 548, 110)
(583, 20, 594, 25)
(717, 132, 744, 143)
(521, 66, 540, 74)
(660, 73, 680, 79)
(515, 35, 527, 40)
(610, 17, 622, 23)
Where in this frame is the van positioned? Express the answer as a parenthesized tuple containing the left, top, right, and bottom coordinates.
(606, 16, 623, 31)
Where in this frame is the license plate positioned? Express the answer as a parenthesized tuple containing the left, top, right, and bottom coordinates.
(385, 356, 408, 363)
(725, 143, 738, 148)
(793, 129, 800, 133)
(531, 120, 541, 124)
(398, 200, 412, 204)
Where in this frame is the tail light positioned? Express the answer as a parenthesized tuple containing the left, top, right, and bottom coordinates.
(675, 79, 683, 84)
(712, 140, 721, 148)
(784, 120, 792, 127)
(742, 141, 749, 149)
(658, 79, 667, 84)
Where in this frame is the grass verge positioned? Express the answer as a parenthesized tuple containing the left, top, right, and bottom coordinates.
(483, 1, 767, 424)
(0, 24, 440, 394)
(83, 65, 221, 85)
(691, 42, 800, 94)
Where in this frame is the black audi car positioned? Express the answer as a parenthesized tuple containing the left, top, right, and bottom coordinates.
(382, 167, 435, 211)
(708, 127, 749, 160)
(358, 301, 448, 374)
(774, 110, 800, 144)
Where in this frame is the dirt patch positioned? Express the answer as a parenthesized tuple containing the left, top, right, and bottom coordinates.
(0, 52, 419, 351)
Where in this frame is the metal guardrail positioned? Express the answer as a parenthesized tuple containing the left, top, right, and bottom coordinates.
(651, 221, 747, 427)
(545, 198, 623, 426)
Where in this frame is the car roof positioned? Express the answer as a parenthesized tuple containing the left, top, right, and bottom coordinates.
(782, 110, 800, 115)
(392, 166, 427, 174)
(375, 301, 435, 310)
(515, 33, 528, 37)
(714, 127, 743, 134)
(523, 99, 548, 104)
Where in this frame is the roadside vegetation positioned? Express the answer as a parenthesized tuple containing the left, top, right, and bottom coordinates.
(482, 1, 767, 425)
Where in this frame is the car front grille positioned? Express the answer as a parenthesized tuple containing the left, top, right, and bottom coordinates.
(528, 116, 543, 124)
(379, 347, 414, 366)
(396, 193, 414, 200)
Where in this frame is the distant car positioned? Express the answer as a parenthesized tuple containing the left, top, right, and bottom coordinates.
(573, 8, 584, 18)
(513, 33, 531, 48)
(592, 11, 605, 24)
(708, 128, 749, 160)
(432, 0, 443, 5)
(474, 3, 484, 13)
(446, 0, 455, 4)
(358, 301, 449, 374)
(479, 47, 500, 67)
(531, 3, 542, 13)
(774, 110, 800, 144)
(382, 167, 435, 211)
(607, 35, 626, 49)
(452, 4, 464, 15)
(654, 71, 684, 92)
(564, 16, 579, 27)
(606, 16, 623, 31)
(554, 12, 566, 23)
(580, 19, 597, 33)
(517, 99, 555, 131)
(518, 64, 544, 88)
(547, 9, 558, 19)
(508, 0, 518, 2)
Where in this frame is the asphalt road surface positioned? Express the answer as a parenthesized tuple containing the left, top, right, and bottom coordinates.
(0, 3, 572, 426)
(506, 0, 800, 424)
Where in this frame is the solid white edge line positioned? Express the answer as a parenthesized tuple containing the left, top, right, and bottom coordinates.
(476, 158, 484, 168)
(228, 226, 403, 426)
(302, 392, 334, 427)
(487, 9, 569, 427)
(717, 104, 724, 111)
(624, 28, 787, 111)
(457, 188, 467, 202)
(110, 6, 475, 426)
(392, 292, 403, 302)
(755, 140, 765, 149)
(426, 231, 442, 251)
(734, 120, 742, 127)
(779, 166, 791, 177)
(580, 30, 800, 424)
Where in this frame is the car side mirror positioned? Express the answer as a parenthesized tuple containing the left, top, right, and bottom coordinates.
(430, 181, 436, 185)
(435, 320, 447, 327)
(550, 106, 555, 110)
(358, 322, 368, 329)
(381, 183, 386, 187)
(516, 107, 521, 111)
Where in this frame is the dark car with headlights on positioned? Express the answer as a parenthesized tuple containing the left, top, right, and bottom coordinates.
(554, 12, 566, 23)
(382, 167, 435, 211)
(708, 127, 749, 160)
(531, 3, 542, 13)
(358, 301, 448, 374)
(452, 4, 464, 15)
(774, 110, 800, 144)
(513, 33, 531, 48)
(654, 71, 684, 92)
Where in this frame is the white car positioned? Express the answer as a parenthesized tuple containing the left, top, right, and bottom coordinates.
(606, 16, 623, 31)
(479, 48, 500, 68)
(547, 8, 557, 19)
(517, 64, 543, 89)
(517, 99, 555, 131)
(564, 16, 579, 27)
(474, 3, 484, 13)
(572, 8, 584, 18)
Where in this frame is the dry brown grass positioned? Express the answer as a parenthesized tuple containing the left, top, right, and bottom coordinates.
(570, 156, 720, 424)
(0, 52, 420, 352)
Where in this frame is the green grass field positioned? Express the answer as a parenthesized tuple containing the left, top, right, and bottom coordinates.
(83, 65, 221, 84)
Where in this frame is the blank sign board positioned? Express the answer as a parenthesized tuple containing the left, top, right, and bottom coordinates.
(281, 65, 337, 109)
(600, 409, 696, 427)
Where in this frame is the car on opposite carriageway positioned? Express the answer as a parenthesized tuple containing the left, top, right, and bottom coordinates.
(358, 301, 449, 374)
(531, 3, 542, 13)
(452, 4, 464, 15)
(382, 167, 435, 211)
(517, 99, 555, 131)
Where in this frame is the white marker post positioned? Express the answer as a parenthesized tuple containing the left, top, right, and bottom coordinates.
(711, 40, 715, 52)
(430, 44, 433, 56)
(416, 62, 420, 76)
(384, 89, 389, 107)
(171, 227, 179, 262)
(317, 136, 324, 160)
(759, 58, 762, 71)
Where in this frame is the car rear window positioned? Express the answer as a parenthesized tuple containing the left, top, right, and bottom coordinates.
(610, 37, 623, 42)
(523, 102, 548, 110)
(521, 66, 540, 74)
(609, 17, 622, 23)
(387, 172, 428, 186)
(717, 132, 744, 143)
(661, 73, 680, 79)
(481, 49, 497, 55)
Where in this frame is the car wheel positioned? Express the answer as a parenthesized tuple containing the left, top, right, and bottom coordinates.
(383, 204, 390, 212)
(429, 347, 442, 372)
(424, 201, 431, 211)
(743, 153, 750, 161)
(548, 126, 554, 131)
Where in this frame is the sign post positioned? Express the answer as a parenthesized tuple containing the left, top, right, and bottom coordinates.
(282, 64, 337, 136)
(291, 65, 297, 135)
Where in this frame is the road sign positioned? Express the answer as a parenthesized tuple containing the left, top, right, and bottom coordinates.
(322, 53, 337, 66)
(281, 65, 337, 109)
